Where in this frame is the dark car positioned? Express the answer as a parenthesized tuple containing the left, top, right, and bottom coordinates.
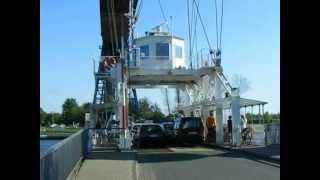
(174, 117, 204, 145)
(159, 122, 175, 143)
(132, 123, 166, 148)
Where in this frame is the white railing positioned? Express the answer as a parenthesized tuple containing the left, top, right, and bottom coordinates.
(88, 128, 132, 151)
(264, 123, 280, 145)
(40, 129, 89, 180)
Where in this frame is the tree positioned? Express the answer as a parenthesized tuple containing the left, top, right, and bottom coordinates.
(151, 103, 166, 122)
(78, 102, 91, 126)
(40, 107, 47, 126)
(138, 98, 153, 120)
(81, 102, 91, 112)
(62, 98, 81, 125)
(44, 112, 62, 125)
(129, 98, 166, 122)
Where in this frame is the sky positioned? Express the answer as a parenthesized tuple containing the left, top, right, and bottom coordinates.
(40, 0, 279, 114)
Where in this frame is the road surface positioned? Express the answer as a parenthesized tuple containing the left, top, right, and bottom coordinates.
(136, 146, 279, 180)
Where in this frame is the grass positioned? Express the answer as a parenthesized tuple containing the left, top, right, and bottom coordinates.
(252, 124, 265, 133)
(40, 127, 82, 137)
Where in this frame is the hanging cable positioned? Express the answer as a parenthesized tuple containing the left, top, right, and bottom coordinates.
(158, 0, 167, 22)
(135, 0, 144, 23)
(111, 0, 119, 53)
(190, 0, 195, 45)
(187, 0, 193, 69)
(214, 0, 219, 50)
(192, 0, 213, 52)
(107, 0, 115, 56)
(219, 0, 224, 49)
(191, 0, 200, 59)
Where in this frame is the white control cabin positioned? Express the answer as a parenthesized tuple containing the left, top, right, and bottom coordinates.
(132, 25, 186, 70)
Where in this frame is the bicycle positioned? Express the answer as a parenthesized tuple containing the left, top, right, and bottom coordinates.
(240, 126, 255, 146)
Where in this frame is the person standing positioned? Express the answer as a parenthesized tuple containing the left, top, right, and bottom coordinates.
(227, 116, 232, 142)
(241, 115, 247, 131)
(206, 111, 216, 142)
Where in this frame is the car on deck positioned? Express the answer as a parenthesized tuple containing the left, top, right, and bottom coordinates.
(159, 121, 175, 143)
(132, 123, 166, 148)
(174, 117, 204, 145)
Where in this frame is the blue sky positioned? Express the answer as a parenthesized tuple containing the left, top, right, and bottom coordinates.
(41, 0, 279, 114)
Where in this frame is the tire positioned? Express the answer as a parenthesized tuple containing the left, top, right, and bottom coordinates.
(137, 141, 140, 149)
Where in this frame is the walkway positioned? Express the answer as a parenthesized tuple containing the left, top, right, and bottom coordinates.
(76, 151, 136, 180)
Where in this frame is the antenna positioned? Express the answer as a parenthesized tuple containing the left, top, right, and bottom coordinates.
(93, 58, 96, 74)
(170, 16, 173, 36)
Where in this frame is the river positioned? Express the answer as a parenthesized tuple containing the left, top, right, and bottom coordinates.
(40, 139, 62, 157)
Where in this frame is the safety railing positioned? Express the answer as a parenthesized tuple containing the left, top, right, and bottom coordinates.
(88, 128, 132, 151)
(40, 129, 89, 180)
(264, 123, 280, 145)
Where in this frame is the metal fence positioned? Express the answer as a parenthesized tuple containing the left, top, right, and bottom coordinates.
(265, 123, 280, 145)
(40, 129, 89, 180)
(88, 128, 132, 151)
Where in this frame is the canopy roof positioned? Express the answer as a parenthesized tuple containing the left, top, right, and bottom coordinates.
(178, 97, 267, 110)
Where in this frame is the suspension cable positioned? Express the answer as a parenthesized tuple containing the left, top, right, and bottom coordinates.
(111, 0, 119, 53)
(219, 0, 224, 49)
(158, 0, 167, 22)
(214, 0, 219, 50)
(107, 0, 115, 56)
(192, 0, 213, 52)
(191, 0, 200, 59)
(135, 0, 144, 23)
(187, 0, 193, 69)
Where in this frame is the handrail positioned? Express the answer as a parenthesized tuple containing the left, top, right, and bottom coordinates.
(40, 129, 89, 180)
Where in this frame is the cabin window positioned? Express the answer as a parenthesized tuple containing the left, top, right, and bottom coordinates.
(175, 45, 182, 58)
(140, 45, 149, 58)
(156, 43, 169, 58)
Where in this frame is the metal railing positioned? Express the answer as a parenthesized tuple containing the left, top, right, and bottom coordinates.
(88, 128, 132, 151)
(264, 123, 280, 145)
(40, 129, 89, 180)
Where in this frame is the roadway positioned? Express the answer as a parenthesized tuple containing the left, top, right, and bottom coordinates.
(136, 146, 280, 180)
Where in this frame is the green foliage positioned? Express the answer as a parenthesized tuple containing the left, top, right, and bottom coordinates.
(41, 99, 92, 127)
(78, 102, 91, 126)
(62, 98, 81, 125)
(166, 113, 175, 120)
(129, 98, 166, 122)
(245, 112, 280, 124)
(40, 107, 47, 126)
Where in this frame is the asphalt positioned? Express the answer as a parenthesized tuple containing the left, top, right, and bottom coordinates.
(208, 143, 280, 163)
(136, 146, 280, 180)
(75, 146, 280, 180)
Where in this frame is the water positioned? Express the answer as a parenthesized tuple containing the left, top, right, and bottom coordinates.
(251, 132, 265, 145)
(251, 124, 265, 145)
(40, 139, 62, 157)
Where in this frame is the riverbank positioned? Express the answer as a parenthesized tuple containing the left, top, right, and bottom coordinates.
(40, 127, 82, 139)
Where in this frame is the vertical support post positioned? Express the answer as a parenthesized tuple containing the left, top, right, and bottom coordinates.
(259, 105, 261, 124)
(93, 59, 96, 74)
(95, 110, 98, 128)
(176, 88, 180, 105)
(251, 105, 253, 124)
(231, 88, 241, 146)
(214, 72, 224, 145)
(215, 103, 224, 144)
(262, 104, 265, 124)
